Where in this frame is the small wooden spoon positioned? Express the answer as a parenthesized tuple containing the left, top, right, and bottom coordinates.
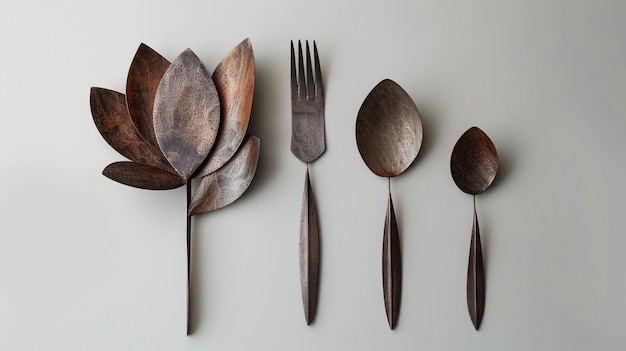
(450, 126, 498, 330)
(356, 79, 423, 329)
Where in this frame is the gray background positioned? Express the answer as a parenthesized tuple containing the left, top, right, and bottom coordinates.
(0, 0, 624, 349)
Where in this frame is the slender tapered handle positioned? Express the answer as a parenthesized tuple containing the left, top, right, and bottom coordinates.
(299, 167, 320, 325)
(467, 201, 485, 330)
(186, 183, 192, 336)
(382, 188, 401, 330)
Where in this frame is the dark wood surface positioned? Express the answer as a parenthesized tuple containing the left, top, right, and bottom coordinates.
(382, 190, 401, 330)
(102, 161, 185, 190)
(451, 126, 497, 331)
(290, 40, 326, 163)
(467, 205, 485, 330)
(356, 79, 422, 329)
(356, 79, 423, 178)
(90, 88, 175, 173)
(450, 126, 498, 195)
(126, 43, 171, 151)
(299, 167, 320, 325)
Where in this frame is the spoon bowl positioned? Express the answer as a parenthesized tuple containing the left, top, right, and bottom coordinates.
(356, 79, 423, 177)
(451, 126, 498, 194)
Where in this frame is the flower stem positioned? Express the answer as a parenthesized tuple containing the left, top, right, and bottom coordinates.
(186, 182, 192, 336)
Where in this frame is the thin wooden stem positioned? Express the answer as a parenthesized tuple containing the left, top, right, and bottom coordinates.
(186, 182, 192, 336)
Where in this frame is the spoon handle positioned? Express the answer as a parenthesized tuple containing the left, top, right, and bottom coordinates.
(383, 184, 401, 329)
(299, 166, 320, 325)
(467, 196, 485, 330)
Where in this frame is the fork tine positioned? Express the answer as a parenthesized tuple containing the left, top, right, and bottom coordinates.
(297, 40, 306, 99)
(313, 41, 323, 98)
(291, 41, 297, 99)
(305, 41, 315, 99)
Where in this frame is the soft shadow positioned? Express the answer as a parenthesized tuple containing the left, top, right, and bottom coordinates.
(401, 99, 442, 179)
(245, 57, 284, 198)
(415, 101, 442, 164)
(488, 134, 516, 192)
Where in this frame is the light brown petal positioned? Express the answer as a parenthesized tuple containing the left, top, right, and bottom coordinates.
(188, 135, 260, 215)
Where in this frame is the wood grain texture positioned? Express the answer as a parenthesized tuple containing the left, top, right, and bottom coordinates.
(102, 161, 185, 190)
(90, 88, 175, 173)
(451, 126, 498, 195)
(299, 167, 320, 325)
(356, 79, 423, 178)
(382, 190, 401, 330)
(195, 38, 255, 178)
(153, 49, 221, 180)
(126, 43, 171, 150)
(188, 135, 260, 215)
(290, 40, 326, 163)
(467, 206, 485, 330)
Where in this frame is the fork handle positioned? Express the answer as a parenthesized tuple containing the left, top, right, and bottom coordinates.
(299, 165, 320, 325)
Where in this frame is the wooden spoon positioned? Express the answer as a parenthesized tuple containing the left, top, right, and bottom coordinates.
(356, 79, 423, 329)
(450, 126, 498, 330)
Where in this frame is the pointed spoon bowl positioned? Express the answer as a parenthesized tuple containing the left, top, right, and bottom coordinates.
(450, 126, 498, 331)
(356, 79, 422, 329)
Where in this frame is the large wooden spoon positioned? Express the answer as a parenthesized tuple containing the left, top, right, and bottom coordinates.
(450, 126, 498, 330)
(356, 79, 423, 329)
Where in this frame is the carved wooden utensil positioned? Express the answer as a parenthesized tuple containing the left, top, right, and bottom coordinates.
(450, 126, 498, 330)
(355, 79, 423, 329)
(290, 40, 325, 325)
(90, 39, 258, 335)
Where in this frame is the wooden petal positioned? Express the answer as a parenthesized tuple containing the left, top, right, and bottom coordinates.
(90, 87, 175, 173)
(103, 161, 185, 190)
(153, 49, 221, 179)
(299, 167, 319, 325)
(126, 43, 171, 150)
(188, 136, 260, 215)
(195, 38, 255, 178)
(382, 191, 401, 330)
(467, 207, 485, 330)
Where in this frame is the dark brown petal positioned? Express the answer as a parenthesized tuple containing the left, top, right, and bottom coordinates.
(126, 43, 171, 150)
(90, 87, 175, 173)
(103, 161, 185, 190)
(450, 126, 498, 195)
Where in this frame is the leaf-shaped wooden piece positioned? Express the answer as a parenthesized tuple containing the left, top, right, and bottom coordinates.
(299, 167, 319, 325)
(153, 49, 221, 180)
(195, 38, 255, 178)
(382, 191, 402, 330)
(356, 79, 423, 178)
(90, 87, 175, 173)
(451, 127, 499, 195)
(126, 43, 171, 151)
(103, 161, 185, 190)
(188, 136, 260, 215)
(467, 207, 485, 330)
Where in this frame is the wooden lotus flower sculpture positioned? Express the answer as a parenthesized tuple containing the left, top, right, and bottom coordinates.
(89, 39, 259, 335)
